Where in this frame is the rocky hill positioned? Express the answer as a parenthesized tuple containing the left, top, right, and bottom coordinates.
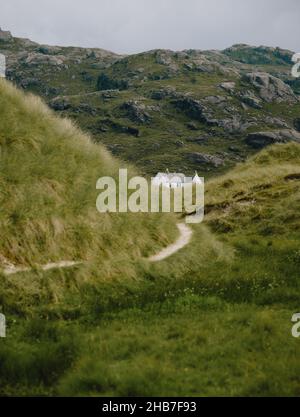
(1, 28, 300, 177)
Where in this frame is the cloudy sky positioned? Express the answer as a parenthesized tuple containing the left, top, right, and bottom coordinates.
(1, 0, 299, 54)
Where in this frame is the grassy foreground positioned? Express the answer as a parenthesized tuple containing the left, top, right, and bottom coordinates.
(0, 80, 300, 396)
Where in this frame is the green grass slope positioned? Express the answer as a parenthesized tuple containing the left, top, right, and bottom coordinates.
(0, 79, 177, 302)
(0, 80, 300, 396)
(55, 143, 300, 397)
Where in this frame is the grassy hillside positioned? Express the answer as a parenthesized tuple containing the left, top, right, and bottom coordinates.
(0, 80, 299, 396)
(2, 31, 300, 178)
(0, 79, 177, 305)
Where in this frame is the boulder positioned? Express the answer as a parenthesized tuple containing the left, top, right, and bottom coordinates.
(171, 97, 207, 122)
(243, 72, 298, 103)
(219, 82, 236, 93)
(265, 116, 289, 128)
(187, 136, 208, 144)
(155, 50, 174, 66)
(186, 122, 198, 130)
(240, 92, 262, 109)
(20, 77, 40, 89)
(121, 100, 151, 123)
(150, 86, 177, 100)
(246, 129, 300, 148)
(37, 45, 62, 55)
(50, 99, 71, 111)
(24, 52, 66, 67)
(293, 118, 300, 132)
(188, 152, 224, 167)
(204, 95, 227, 105)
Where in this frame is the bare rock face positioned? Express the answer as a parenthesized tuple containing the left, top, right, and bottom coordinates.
(243, 72, 298, 103)
(0, 28, 12, 42)
(246, 129, 300, 148)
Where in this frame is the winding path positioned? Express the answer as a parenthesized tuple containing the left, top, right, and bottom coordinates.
(148, 223, 193, 262)
(1, 223, 192, 275)
(2, 260, 81, 276)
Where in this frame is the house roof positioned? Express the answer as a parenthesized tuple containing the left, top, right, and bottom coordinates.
(155, 172, 185, 181)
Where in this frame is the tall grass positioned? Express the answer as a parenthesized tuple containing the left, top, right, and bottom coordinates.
(0, 79, 177, 272)
(1, 80, 300, 396)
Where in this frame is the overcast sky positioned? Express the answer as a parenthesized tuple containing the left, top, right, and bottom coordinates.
(1, 0, 299, 54)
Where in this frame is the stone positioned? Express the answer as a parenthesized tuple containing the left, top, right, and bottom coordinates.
(20, 78, 40, 89)
(187, 136, 208, 144)
(217, 116, 255, 133)
(171, 97, 206, 122)
(37, 45, 62, 55)
(125, 126, 140, 137)
(293, 118, 300, 132)
(204, 96, 227, 105)
(240, 92, 262, 109)
(155, 50, 174, 66)
(24, 52, 66, 66)
(50, 99, 71, 111)
(265, 116, 289, 128)
(188, 152, 224, 167)
(186, 122, 198, 130)
(121, 101, 151, 123)
(246, 129, 300, 148)
(219, 82, 236, 93)
(243, 72, 298, 103)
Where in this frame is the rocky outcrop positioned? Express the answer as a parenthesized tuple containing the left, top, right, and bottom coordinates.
(171, 96, 218, 125)
(265, 117, 289, 129)
(155, 50, 179, 73)
(293, 118, 300, 132)
(243, 72, 298, 103)
(203, 95, 227, 105)
(218, 116, 255, 133)
(150, 87, 177, 100)
(239, 91, 262, 109)
(246, 129, 300, 148)
(0, 28, 12, 42)
(219, 81, 236, 93)
(121, 101, 151, 123)
(223, 44, 293, 65)
(50, 99, 71, 111)
(37, 45, 63, 55)
(186, 122, 199, 131)
(155, 50, 174, 66)
(172, 97, 205, 121)
(20, 77, 40, 89)
(188, 153, 225, 167)
(23, 52, 66, 67)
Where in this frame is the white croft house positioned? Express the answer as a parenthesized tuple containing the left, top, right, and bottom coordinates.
(152, 170, 202, 188)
